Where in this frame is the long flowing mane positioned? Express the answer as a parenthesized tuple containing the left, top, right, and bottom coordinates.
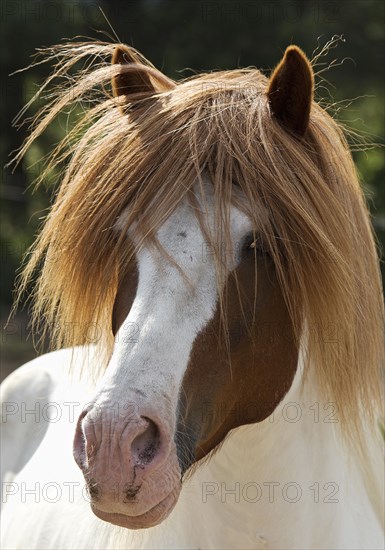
(12, 41, 384, 453)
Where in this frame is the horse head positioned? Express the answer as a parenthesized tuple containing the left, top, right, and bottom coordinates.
(72, 45, 310, 528)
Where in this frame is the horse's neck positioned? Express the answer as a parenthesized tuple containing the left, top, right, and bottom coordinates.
(178, 363, 383, 549)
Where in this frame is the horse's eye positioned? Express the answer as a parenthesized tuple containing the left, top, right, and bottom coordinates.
(242, 233, 269, 257)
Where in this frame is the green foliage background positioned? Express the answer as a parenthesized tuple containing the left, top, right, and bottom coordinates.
(1, 0, 384, 371)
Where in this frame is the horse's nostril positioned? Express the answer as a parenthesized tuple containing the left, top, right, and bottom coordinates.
(73, 409, 89, 469)
(73, 408, 168, 479)
(131, 416, 161, 466)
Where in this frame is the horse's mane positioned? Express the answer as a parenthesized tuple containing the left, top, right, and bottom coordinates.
(12, 41, 384, 452)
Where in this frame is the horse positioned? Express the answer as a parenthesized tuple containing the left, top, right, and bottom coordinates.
(1, 41, 384, 549)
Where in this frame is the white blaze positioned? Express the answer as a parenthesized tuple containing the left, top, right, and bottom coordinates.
(94, 181, 253, 422)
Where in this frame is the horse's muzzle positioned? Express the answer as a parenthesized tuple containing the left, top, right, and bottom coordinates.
(73, 401, 181, 527)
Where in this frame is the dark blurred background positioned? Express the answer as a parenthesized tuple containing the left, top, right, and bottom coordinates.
(1, 0, 384, 379)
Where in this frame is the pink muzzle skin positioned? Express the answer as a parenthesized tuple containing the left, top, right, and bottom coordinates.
(73, 402, 182, 528)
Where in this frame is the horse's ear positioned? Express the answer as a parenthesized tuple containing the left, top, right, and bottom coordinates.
(267, 46, 314, 136)
(111, 44, 155, 103)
